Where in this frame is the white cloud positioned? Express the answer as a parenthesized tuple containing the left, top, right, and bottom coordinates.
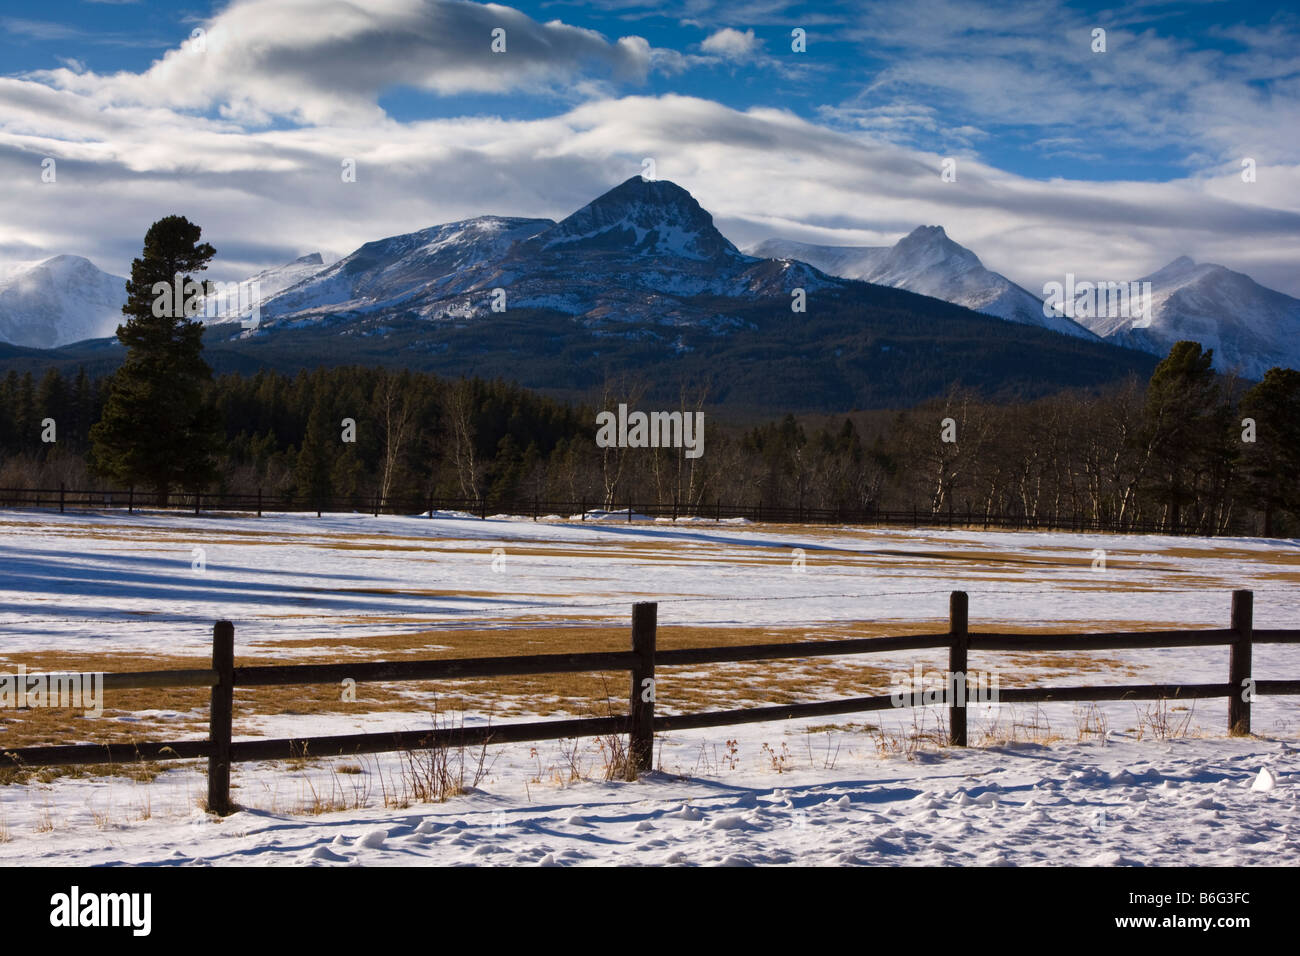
(2, 0, 1298, 299)
(28, 0, 662, 125)
(836, 0, 1300, 166)
(3, 80, 1299, 296)
(700, 27, 760, 60)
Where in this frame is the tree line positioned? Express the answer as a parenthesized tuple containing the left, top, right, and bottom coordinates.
(1, 215, 1297, 535)
(3, 344, 1298, 535)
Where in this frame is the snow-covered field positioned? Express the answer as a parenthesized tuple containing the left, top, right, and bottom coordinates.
(0, 508, 1297, 865)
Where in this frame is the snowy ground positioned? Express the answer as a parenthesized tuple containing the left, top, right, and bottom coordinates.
(0, 508, 1297, 864)
(2, 732, 1294, 866)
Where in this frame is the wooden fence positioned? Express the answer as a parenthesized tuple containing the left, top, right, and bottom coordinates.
(2, 591, 1297, 815)
(0, 484, 1178, 535)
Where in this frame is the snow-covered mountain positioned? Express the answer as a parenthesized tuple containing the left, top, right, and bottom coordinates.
(259, 178, 835, 330)
(1072, 256, 1300, 380)
(241, 253, 327, 303)
(200, 253, 328, 325)
(0, 255, 126, 348)
(747, 229, 1097, 340)
(261, 218, 554, 321)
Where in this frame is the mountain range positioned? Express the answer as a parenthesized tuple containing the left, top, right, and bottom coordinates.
(1077, 256, 1300, 381)
(1, 176, 1292, 410)
(254, 177, 831, 331)
(747, 229, 1098, 341)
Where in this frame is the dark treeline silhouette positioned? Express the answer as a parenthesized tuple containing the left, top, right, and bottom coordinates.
(1, 340, 1298, 536)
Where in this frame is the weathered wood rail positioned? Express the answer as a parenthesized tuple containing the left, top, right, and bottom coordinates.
(0, 484, 1180, 534)
(2, 591, 1296, 815)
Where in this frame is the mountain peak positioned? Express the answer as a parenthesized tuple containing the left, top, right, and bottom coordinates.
(904, 225, 949, 241)
(537, 176, 741, 261)
(890, 223, 980, 271)
(1146, 255, 1199, 282)
(0, 255, 126, 349)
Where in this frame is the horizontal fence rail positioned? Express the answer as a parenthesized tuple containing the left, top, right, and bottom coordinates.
(1, 591, 1296, 815)
(0, 484, 1190, 535)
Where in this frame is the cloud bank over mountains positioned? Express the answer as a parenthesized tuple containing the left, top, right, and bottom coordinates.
(0, 0, 1296, 297)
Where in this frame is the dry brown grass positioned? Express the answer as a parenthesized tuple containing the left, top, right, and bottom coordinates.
(0, 613, 1168, 785)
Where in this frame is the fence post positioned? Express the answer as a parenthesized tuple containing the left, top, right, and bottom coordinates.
(195, 490, 201, 516)
(208, 620, 235, 815)
(257, 487, 262, 518)
(128, 487, 134, 514)
(59, 483, 65, 514)
(629, 602, 657, 778)
(949, 591, 969, 746)
(1229, 590, 1253, 736)
(627, 498, 632, 523)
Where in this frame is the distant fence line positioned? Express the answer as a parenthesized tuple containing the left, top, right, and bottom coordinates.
(0, 485, 1185, 535)
(1, 591, 1296, 816)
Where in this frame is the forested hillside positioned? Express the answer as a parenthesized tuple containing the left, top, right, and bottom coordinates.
(3, 342, 1297, 536)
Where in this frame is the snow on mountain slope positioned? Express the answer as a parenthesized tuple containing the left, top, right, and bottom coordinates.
(256, 179, 837, 331)
(1077, 257, 1300, 379)
(0, 255, 126, 348)
(748, 230, 1098, 340)
(534, 175, 745, 263)
(199, 253, 329, 325)
(260, 218, 554, 321)
(243, 252, 327, 302)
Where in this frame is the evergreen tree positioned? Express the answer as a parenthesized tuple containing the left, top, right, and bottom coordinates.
(1239, 367, 1300, 536)
(1141, 341, 1224, 532)
(293, 401, 335, 506)
(89, 216, 223, 503)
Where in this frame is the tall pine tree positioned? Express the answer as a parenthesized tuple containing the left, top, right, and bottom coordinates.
(1141, 340, 1226, 533)
(1239, 367, 1300, 536)
(90, 216, 223, 504)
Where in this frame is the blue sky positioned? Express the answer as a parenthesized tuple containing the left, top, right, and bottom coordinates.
(1, 0, 1298, 293)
